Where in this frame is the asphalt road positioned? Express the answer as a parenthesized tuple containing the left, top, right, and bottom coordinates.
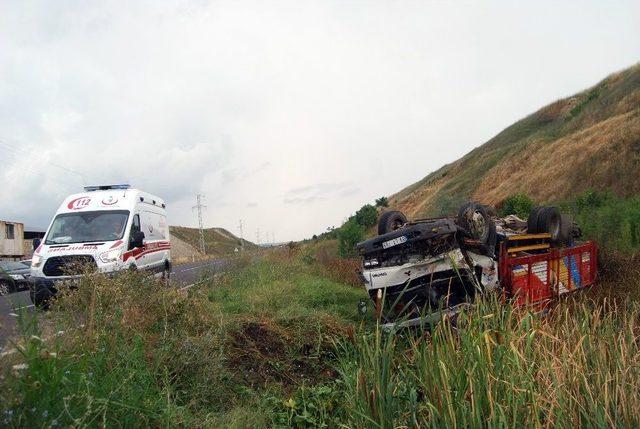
(0, 259, 226, 352)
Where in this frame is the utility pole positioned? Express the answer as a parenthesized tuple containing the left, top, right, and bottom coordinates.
(192, 194, 207, 254)
(238, 220, 244, 251)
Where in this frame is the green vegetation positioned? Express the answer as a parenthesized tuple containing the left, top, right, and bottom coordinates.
(170, 226, 253, 257)
(375, 197, 389, 208)
(338, 219, 365, 258)
(0, 256, 368, 428)
(499, 193, 535, 218)
(390, 64, 640, 219)
(563, 190, 640, 253)
(4, 249, 640, 427)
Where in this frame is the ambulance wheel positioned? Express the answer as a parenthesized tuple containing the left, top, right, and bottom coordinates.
(30, 283, 52, 310)
(162, 262, 171, 284)
(378, 211, 407, 235)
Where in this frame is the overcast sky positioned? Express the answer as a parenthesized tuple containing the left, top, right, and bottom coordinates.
(0, 0, 638, 242)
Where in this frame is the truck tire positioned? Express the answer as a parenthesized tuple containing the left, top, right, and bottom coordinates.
(527, 207, 545, 233)
(557, 214, 574, 246)
(378, 211, 407, 235)
(457, 202, 493, 245)
(537, 207, 561, 242)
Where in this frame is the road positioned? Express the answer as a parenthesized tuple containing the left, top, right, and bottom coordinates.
(0, 259, 225, 352)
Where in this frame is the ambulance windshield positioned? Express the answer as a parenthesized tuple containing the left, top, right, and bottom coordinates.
(45, 210, 129, 245)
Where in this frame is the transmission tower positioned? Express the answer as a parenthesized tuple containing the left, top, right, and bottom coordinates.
(256, 228, 261, 245)
(192, 194, 207, 254)
(238, 220, 245, 251)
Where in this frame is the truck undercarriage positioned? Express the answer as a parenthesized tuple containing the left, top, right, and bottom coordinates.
(357, 204, 596, 328)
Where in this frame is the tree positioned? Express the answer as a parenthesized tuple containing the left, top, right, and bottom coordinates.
(375, 197, 389, 208)
(354, 204, 378, 228)
(338, 219, 365, 258)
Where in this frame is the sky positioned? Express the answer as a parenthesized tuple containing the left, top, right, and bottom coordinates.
(0, 0, 638, 242)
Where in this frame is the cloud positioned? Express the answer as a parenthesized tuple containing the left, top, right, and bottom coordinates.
(283, 182, 361, 205)
(0, 0, 638, 240)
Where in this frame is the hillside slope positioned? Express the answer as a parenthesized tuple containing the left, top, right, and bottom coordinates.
(390, 64, 640, 219)
(169, 226, 255, 257)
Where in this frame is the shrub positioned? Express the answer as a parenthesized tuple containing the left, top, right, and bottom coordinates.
(499, 193, 535, 218)
(354, 204, 378, 228)
(338, 219, 365, 258)
(564, 190, 640, 253)
(375, 197, 389, 208)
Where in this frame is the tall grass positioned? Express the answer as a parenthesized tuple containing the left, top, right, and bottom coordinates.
(335, 294, 640, 428)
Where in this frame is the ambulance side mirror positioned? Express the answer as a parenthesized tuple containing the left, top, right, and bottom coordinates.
(130, 231, 145, 249)
(33, 238, 41, 250)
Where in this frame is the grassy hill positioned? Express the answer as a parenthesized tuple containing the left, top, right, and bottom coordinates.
(390, 63, 640, 219)
(169, 225, 255, 257)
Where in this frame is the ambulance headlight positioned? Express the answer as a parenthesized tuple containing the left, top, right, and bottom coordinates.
(32, 254, 44, 268)
(99, 249, 122, 263)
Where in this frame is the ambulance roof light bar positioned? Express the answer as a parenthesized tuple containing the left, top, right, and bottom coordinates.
(83, 184, 131, 192)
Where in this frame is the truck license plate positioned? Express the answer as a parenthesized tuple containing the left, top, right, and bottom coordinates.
(382, 235, 408, 249)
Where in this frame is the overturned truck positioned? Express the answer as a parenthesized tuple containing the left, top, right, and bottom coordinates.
(356, 203, 598, 328)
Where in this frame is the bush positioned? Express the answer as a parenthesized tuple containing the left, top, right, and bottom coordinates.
(338, 219, 365, 258)
(564, 190, 640, 253)
(354, 204, 378, 228)
(499, 193, 535, 218)
(375, 197, 389, 208)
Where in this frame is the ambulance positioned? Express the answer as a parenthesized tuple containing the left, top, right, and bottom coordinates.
(30, 185, 171, 306)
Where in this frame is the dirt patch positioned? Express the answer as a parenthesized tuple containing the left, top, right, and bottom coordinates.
(227, 318, 336, 389)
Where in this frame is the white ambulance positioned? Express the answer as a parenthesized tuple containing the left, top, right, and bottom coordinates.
(30, 185, 171, 306)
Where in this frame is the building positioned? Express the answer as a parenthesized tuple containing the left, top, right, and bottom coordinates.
(0, 220, 25, 260)
(23, 226, 46, 259)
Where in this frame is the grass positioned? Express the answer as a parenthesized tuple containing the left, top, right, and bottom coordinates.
(2, 244, 640, 427)
(390, 63, 640, 219)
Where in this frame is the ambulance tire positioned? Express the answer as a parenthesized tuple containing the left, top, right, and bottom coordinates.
(30, 283, 53, 310)
(162, 261, 172, 284)
(378, 211, 407, 235)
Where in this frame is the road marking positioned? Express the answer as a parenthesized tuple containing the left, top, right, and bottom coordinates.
(178, 283, 195, 291)
(174, 266, 203, 273)
(12, 304, 35, 311)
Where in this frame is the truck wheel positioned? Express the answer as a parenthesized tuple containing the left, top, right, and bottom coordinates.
(378, 211, 407, 235)
(458, 202, 493, 245)
(537, 207, 561, 242)
(527, 207, 545, 233)
(557, 214, 574, 246)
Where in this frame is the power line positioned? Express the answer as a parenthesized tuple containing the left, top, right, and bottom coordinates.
(0, 139, 88, 184)
(192, 194, 207, 254)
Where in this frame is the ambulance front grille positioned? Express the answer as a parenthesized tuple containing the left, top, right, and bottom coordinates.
(42, 256, 97, 277)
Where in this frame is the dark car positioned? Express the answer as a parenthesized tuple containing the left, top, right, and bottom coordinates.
(0, 260, 31, 294)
